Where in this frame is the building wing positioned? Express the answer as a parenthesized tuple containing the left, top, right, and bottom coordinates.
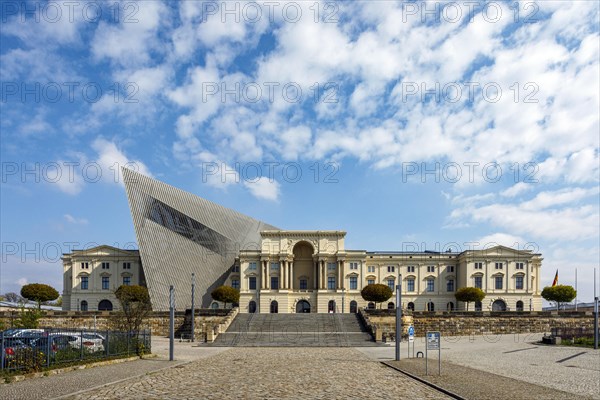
(122, 167, 277, 311)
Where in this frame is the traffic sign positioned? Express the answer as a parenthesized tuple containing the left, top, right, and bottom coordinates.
(408, 325, 415, 342)
(426, 331, 440, 350)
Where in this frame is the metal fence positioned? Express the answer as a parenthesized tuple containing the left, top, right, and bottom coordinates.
(1, 328, 151, 373)
(551, 327, 599, 339)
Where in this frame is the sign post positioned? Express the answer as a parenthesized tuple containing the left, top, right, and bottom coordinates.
(425, 331, 441, 376)
(169, 285, 175, 361)
(407, 325, 415, 358)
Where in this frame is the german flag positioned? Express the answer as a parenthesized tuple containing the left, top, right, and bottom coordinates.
(552, 270, 558, 287)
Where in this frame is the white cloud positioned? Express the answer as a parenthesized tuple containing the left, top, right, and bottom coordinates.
(64, 214, 88, 225)
(244, 177, 280, 202)
(91, 138, 153, 185)
(17, 278, 28, 286)
(474, 233, 527, 249)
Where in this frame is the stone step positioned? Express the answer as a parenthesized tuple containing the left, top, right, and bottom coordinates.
(211, 313, 375, 347)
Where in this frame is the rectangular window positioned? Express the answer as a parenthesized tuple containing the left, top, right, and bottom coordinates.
(474, 262, 483, 270)
(367, 279, 375, 285)
(327, 262, 336, 270)
(80, 262, 89, 269)
(248, 262, 257, 270)
(349, 276, 357, 290)
(271, 276, 279, 290)
(447, 266, 454, 273)
(495, 276, 503, 290)
(102, 276, 109, 290)
(387, 279, 395, 291)
(387, 266, 395, 273)
(270, 262, 279, 270)
(407, 266, 415, 273)
(123, 262, 131, 270)
(516, 262, 524, 270)
(368, 266, 375, 273)
(101, 262, 110, 270)
(299, 279, 307, 290)
(474, 276, 482, 289)
(123, 276, 131, 286)
(233, 265, 240, 273)
(81, 276, 88, 290)
(447, 279, 455, 292)
(426, 279, 435, 292)
(350, 262, 358, 270)
(516, 276, 524, 290)
(249, 277, 257, 290)
(407, 279, 415, 292)
(231, 279, 240, 290)
(427, 265, 435, 273)
(328, 277, 336, 289)
(495, 262, 503, 270)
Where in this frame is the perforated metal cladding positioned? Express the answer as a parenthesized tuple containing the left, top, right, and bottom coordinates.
(122, 168, 277, 311)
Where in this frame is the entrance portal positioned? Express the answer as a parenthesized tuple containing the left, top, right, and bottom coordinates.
(492, 299, 507, 311)
(249, 300, 257, 313)
(328, 300, 336, 313)
(270, 300, 278, 313)
(350, 300, 357, 313)
(296, 300, 311, 313)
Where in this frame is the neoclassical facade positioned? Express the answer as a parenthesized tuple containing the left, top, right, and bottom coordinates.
(62, 246, 143, 311)
(227, 230, 543, 314)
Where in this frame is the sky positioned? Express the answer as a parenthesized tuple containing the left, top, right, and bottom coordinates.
(1, 1, 599, 303)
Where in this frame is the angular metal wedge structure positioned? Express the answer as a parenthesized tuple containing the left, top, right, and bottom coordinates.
(122, 168, 278, 311)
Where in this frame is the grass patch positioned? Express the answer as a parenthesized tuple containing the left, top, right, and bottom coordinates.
(561, 337, 597, 348)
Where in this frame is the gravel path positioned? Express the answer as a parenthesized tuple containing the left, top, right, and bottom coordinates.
(62, 348, 453, 400)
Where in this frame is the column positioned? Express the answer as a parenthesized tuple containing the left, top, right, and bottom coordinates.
(266, 260, 270, 290)
(261, 261, 266, 289)
(337, 261, 343, 289)
(289, 261, 293, 290)
(314, 261, 318, 290)
(280, 261, 286, 290)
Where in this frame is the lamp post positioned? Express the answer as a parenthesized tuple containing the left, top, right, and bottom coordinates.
(395, 273, 402, 361)
(191, 273, 195, 342)
(342, 289, 345, 313)
(169, 285, 175, 361)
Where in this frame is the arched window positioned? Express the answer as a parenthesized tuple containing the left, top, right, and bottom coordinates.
(211, 302, 219, 309)
(387, 302, 395, 310)
(270, 300, 278, 313)
(516, 300, 524, 312)
(427, 302, 435, 312)
(248, 300, 257, 313)
(447, 302, 454, 311)
(407, 302, 415, 311)
(80, 300, 88, 311)
(350, 300, 358, 313)
(475, 301, 482, 311)
(98, 299, 113, 311)
(368, 302, 375, 310)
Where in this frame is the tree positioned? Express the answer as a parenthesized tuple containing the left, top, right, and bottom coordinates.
(113, 285, 152, 334)
(211, 286, 240, 308)
(455, 287, 486, 311)
(361, 284, 393, 309)
(4, 292, 23, 303)
(541, 285, 576, 310)
(20, 284, 59, 309)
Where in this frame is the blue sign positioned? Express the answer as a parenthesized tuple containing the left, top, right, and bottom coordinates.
(426, 331, 440, 350)
(408, 326, 415, 336)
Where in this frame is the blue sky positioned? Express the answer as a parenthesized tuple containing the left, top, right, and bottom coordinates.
(1, 1, 599, 302)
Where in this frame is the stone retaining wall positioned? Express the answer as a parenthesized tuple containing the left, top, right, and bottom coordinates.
(0, 309, 236, 338)
(360, 310, 595, 340)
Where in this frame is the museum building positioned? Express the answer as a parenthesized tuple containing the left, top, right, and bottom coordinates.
(61, 168, 543, 313)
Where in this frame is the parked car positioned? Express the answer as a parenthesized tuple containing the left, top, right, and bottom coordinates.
(1, 328, 45, 338)
(1, 337, 29, 366)
(28, 334, 78, 354)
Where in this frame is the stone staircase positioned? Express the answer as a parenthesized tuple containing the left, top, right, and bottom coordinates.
(211, 313, 378, 347)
